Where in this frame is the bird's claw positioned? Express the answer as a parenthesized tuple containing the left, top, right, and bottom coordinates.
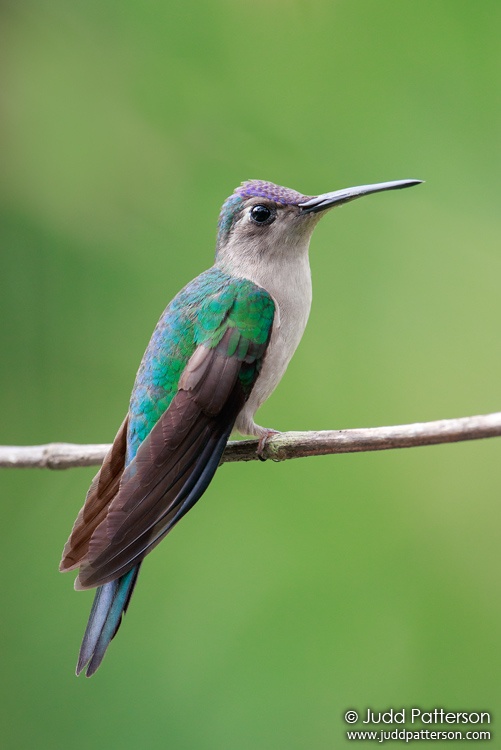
(256, 430, 280, 461)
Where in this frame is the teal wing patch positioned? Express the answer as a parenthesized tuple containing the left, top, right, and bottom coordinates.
(127, 269, 274, 463)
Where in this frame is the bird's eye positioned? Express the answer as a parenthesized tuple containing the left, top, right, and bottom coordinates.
(250, 204, 275, 225)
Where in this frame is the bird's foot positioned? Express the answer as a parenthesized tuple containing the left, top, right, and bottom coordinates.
(256, 429, 280, 461)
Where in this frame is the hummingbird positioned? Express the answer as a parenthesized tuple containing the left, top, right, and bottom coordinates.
(60, 177, 421, 676)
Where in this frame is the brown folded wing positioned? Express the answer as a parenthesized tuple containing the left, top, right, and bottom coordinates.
(67, 331, 252, 589)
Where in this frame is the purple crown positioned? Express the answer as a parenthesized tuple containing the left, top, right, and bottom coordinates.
(235, 180, 311, 206)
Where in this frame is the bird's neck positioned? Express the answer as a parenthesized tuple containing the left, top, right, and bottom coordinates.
(215, 236, 313, 310)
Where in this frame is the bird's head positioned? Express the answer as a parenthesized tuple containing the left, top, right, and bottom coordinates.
(215, 178, 422, 271)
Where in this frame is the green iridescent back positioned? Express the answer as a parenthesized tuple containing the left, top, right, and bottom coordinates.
(126, 267, 274, 464)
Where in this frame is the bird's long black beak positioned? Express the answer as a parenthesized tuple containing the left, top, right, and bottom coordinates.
(299, 179, 423, 214)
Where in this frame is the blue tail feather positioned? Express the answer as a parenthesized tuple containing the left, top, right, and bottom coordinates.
(76, 565, 140, 677)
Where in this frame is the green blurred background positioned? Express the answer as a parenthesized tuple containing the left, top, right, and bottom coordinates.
(1, 1, 500, 747)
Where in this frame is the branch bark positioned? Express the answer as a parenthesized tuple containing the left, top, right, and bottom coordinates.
(1, 411, 500, 470)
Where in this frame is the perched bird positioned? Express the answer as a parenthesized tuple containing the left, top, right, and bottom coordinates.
(60, 177, 421, 676)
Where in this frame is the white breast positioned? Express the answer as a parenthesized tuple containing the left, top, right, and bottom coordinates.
(233, 251, 312, 436)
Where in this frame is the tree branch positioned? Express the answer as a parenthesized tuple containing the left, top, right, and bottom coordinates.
(1, 411, 500, 470)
